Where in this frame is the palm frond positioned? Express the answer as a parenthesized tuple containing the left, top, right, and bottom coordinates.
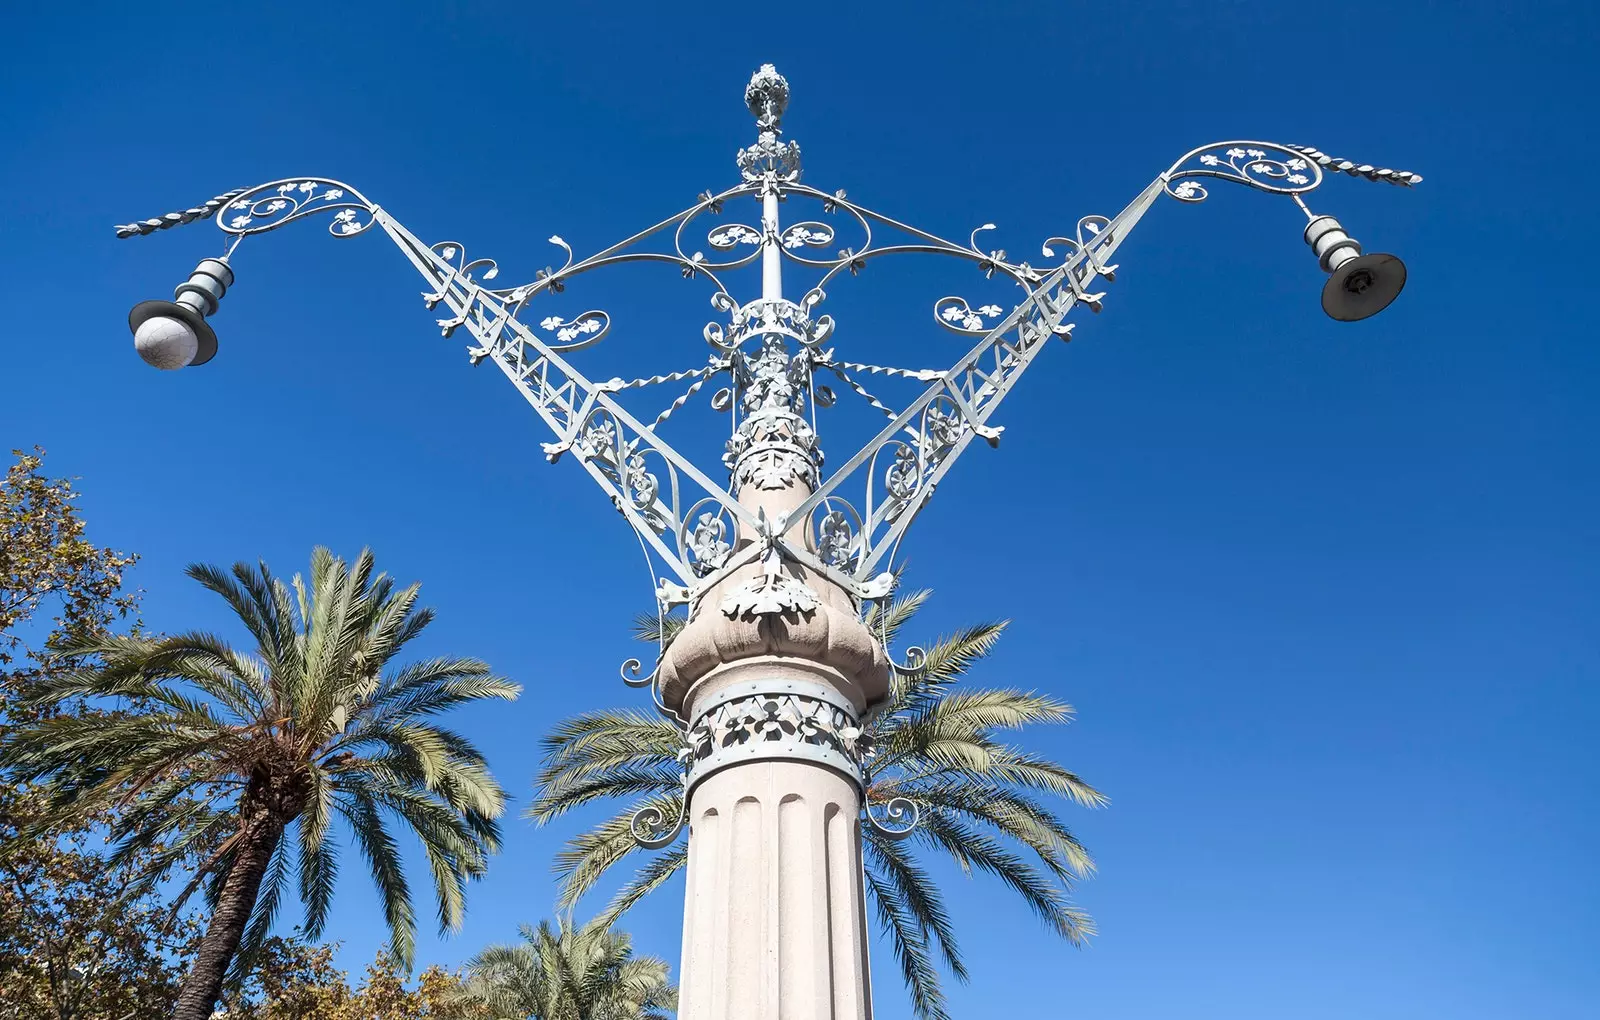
(552, 797, 679, 910)
(864, 862, 950, 1020)
(540, 709, 684, 762)
(531, 763, 684, 824)
(865, 587, 932, 648)
(912, 687, 1075, 732)
(907, 621, 1008, 689)
(595, 824, 688, 929)
(0, 544, 513, 1009)
(905, 779, 1096, 879)
(915, 812, 1093, 945)
(343, 791, 419, 967)
(631, 611, 687, 644)
(296, 767, 339, 937)
(866, 832, 967, 980)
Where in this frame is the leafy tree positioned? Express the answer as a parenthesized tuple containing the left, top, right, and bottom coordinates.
(0, 782, 204, 1019)
(0, 447, 186, 1020)
(0, 448, 138, 669)
(2, 547, 519, 1020)
(459, 917, 676, 1020)
(530, 591, 1106, 1020)
(222, 941, 489, 1020)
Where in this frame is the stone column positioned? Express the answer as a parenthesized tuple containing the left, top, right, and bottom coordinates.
(658, 468, 889, 1020)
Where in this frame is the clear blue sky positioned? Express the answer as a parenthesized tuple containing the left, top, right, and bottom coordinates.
(4, 2, 1596, 1017)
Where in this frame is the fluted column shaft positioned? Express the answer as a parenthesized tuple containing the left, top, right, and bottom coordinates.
(678, 762, 872, 1020)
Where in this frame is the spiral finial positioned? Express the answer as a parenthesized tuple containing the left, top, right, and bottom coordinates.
(745, 64, 790, 131)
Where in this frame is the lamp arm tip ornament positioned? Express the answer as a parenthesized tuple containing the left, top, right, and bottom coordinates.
(1287, 145, 1422, 186)
(114, 187, 250, 238)
(1163, 140, 1421, 322)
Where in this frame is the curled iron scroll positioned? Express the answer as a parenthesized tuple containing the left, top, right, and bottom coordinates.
(865, 795, 920, 840)
(631, 798, 686, 850)
(619, 657, 654, 688)
(215, 178, 379, 238)
(533, 309, 611, 353)
(889, 645, 927, 675)
(1164, 141, 1323, 203)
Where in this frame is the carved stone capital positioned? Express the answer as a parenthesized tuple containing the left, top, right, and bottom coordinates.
(658, 563, 890, 720)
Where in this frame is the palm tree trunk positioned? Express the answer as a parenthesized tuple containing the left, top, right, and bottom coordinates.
(170, 815, 284, 1020)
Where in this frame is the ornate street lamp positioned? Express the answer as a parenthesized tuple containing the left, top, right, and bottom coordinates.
(115, 65, 1420, 1019)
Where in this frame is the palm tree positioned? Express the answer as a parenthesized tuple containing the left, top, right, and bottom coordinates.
(0, 547, 518, 1020)
(459, 916, 677, 1020)
(529, 589, 1106, 1020)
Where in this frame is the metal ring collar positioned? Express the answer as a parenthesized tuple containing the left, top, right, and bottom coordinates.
(682, 678, 868, 793)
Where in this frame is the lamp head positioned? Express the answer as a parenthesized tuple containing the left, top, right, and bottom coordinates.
(1304, 215, 1407, 323)
(126, 257, 231, 369)
(128, 300, 218, 369)
(1322, 251, 1407, 322)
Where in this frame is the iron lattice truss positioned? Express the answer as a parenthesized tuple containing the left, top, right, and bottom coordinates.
(115, 71, 1420, 624)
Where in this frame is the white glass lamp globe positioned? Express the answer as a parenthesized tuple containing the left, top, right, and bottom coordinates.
(133, 314, 199, 370)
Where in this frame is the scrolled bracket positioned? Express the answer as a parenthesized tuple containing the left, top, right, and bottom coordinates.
(216, 178, 379, 238)
(1164, 141, 1322, 203)
(630, 798, 686, 850)
(1164, 140, 1422, 205)
(864, 794, 921, 841)
(889, 645, 928, 677)
(889, 645, 927, 676)
(619, 656, 655, 688)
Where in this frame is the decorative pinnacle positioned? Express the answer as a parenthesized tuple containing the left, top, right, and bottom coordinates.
(737, 65, 801, 181)
(745, 64, 789, 131)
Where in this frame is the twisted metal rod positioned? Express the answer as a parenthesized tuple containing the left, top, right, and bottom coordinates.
(114, 189, 249, 238)
(821, 364, 904, 423)
(1286, 145, 1423, 186)
(652, 374, 715, 429)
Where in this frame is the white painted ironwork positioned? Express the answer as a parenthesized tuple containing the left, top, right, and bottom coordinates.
(115, 69, 1422, 854)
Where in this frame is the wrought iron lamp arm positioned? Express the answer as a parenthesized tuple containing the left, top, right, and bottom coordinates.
(115, 138, 1418, 607)
(778, 177, 1166, 579)
(117, 178, 766, 592)
(372, 208, 764, 588)
(774, 138, 1418, 586)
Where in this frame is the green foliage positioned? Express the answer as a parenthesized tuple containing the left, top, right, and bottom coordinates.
(1, 545, 519, 1019)
(0, 781, 203, 1019)
(531, 591, 1106, 1020)
(0, 448, 138, 668)
(0, 447, 191, 1019)
(459, 916, 677, 1020)
(221, 940, 489, 1020)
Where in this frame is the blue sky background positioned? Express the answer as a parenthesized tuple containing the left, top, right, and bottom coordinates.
(4, 2, 1597, 1017)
